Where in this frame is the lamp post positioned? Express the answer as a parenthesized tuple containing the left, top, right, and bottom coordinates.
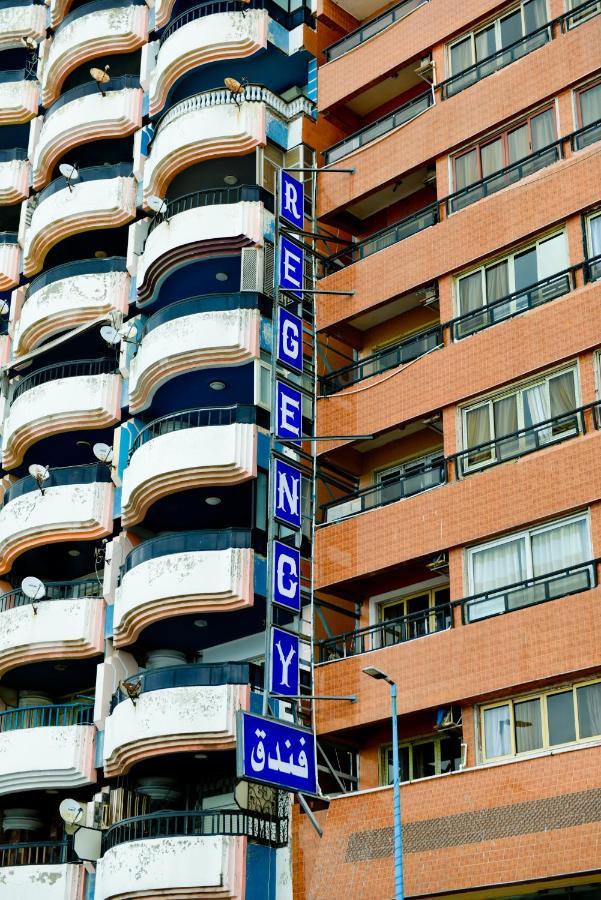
(363, 666, 404, 900)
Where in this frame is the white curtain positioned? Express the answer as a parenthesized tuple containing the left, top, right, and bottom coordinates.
(577, 683, 601, 739)
(524, 0, 547, 32)
(484, 705, 511, 757)
(508, 124, 530, 163)
(581, 83, 601, 127)
(469, 537, 526, 619)
(455, 149, 479, 190)
(514, 698, 543, 752)
(531, 519, 587, 576)
(450, 36, 473, 74)
(590, 215, 601, 257)
(481, 139, 504, 178)
(531, 109, 555, 150)
(524, 383, 551, 442)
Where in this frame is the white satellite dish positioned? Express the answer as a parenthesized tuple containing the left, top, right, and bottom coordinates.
(28, 463, 49, 482)
(93, 442, 113, 464)
(118, 322, 137, 344)
(59, 798, 84, 826)
(0, 300, 8, 315)
(100, 325, 120, 345)
(59, 163, 78, 180)
(21, 576, 46, 600)
(147, 195, 167, 215)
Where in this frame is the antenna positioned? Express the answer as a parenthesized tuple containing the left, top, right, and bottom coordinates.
(21, 575, 46, 614)
(224, 77, 248, 107)
(92, 442, 113, 465)
(28, 463, 49, 495)
(58, 163, 79, 193)
(100, 325, 120, 346)
(90, 64, 110, 96)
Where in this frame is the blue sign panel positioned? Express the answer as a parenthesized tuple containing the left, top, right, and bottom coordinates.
(238, 711, 317, 795)
(278, 236, 303, 298)
(273, 458, 302, 528)
(270, 627, 299, 697)
(280, 171, 304, 230)
(277, 307, 303, 374)
(275, 381, 302, 442)
(272, 540, 301, 612)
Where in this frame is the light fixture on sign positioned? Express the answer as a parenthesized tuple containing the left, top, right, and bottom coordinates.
(58, 163, 79, 192)
(205, 496, 221, 506)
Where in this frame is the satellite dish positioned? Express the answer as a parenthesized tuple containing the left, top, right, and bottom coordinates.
(100, 325, 120, 345)
(59, 164, 79, 192)
(93, 442, 113, 464)
(118, 322, 137, 343)
(0, 300, 8, 315)
(28, 463, 49, 482)
(90, 65, 110, 96)
(59, 799, 85, 834)
(21, 576, 46, 600)
(20, 35, 37, 50)
(146, 195, 167, 215)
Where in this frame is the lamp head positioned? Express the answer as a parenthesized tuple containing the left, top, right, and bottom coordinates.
(362, 666, 394, 686)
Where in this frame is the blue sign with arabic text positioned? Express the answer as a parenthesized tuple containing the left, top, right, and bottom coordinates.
(237, 711, 317, 795)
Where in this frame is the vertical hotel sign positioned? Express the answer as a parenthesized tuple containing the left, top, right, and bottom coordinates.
(238, 171, 318, 797)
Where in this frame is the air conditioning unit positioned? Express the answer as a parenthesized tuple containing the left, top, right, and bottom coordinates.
(240, 243, 275, 297)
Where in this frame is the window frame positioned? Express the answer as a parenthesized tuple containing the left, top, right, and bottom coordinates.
(379, 731, 462, 785)
(575, 77, 601, 129)
(585, 209, 601, 258)
(379, 585, 450, 622)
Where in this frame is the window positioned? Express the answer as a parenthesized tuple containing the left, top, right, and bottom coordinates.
(378, 586, 451, 644)
(578, 81, 601, 129)
(586, 212, 601, 259)
(448, 0, 547, 76)
(380, 732, 462, 784)
(566, 0, 601, 29)
(466, 514, 591, 621)
(461, 366, 579, 471)
(375, 451, 445, 504)
(481, 679, 601, 761)
(454, 231, 569, 336)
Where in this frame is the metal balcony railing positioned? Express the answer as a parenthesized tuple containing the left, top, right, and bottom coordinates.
(103, 809, 288, 851)
(0, 232, 18, 244)
(321, 457, 446, 523)
(0, 702, 94, 732)
(36, 162, 133, 205)
(4, 462, 112, 505)
(0, 578, 101, 613)
(324, 91, 433, 165)
(0, 841, 70, 867)
(159, 0, 311, 44)
(141, 292, 266, 337)
(324, 0, 427, 61)
(449, 267, 576, 340)
(129, 404, 256, 457)
(462, 559, 599, 623)
(0, 147, 27, 163)
(44, 75, 141, 119)
(446, 140, 563, 215)
(585, 253, 601, 283)
(12, 357, 116, 401)
(147, 185, 271, 234)
(110, 661, 262, 711)
(438, 22, 552, 100)
(26, 256, 127, 296)
(571, 117, 601, 151)
(321, 324, 442, 395)
(0, 69, 37, 83)
(317, 601, 452, 661)
(120, 528, 252, 578)
(560, 0, 601, 30)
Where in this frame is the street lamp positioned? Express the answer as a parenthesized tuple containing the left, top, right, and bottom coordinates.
(363, 666, 404, 900)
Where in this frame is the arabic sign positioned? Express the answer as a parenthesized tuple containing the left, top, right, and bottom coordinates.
(272, 540, 301, 612)
(273, 458, 302, 528)
(275, 381, 302, 442)
(280, 171, 304, 230)
(237, 711, 317, 795)
(270, 627, 299, 696)
(279, 236, 304, 298)
(277, 306, 303, 374)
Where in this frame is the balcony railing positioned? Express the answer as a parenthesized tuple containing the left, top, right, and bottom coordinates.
(560, 0, 601, 31)
(130, 404, 256, 456)
(0, 232, 18, 244)
(0, 147, 27, 163)
(4, 462, 112, 505)
(26, 256, 127, 296)
(450, 267, 576, 340)
(147, 185, 271, 234)
(325, 202, 438, 271)
(12, 357, 116, 401)
(54, 0, 145, 33)
(317, 601, 452, 662)
(324, 0, 427, 61)
(439, 22, 551, 100)
(141, 292, 266, 337)
(321, 324, 442, 395)
(0, 69, 37, 83)
(571, 117, 601, 151)
(0, 577, 101, 613)
(585, 253, 601, 283)
(0, 841, 70, 867)
(159, 0, 311, 44)
(446, 140, 563, 215)
(321, 456, 445, 523)
(36, 162, 133, 205)
(0, 702, 94, 731)
(324, 91, 433, 165)
(44, 75, 140, 119)
(111, 661, 262, 711)
(120, 528, 252, 578)
(462, 558, 598, 623)
(103, 808, 288, 851)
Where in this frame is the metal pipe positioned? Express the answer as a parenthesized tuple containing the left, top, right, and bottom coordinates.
(390, 682, 404, 900)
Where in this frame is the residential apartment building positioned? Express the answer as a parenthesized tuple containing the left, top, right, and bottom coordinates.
(293, 0, 601, 897)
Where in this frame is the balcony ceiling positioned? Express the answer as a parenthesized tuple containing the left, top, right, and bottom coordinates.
(346, 66, 420, 117)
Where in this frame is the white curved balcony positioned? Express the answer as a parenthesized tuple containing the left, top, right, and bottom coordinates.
(102, 664, 249, 775)
(121, 406, 257, 527)
(129, 296, 260, 412)
(41, 0, 148, 107)
(0, 72, 39, 124)
(3, 359, 120, 468)
(0, 702, 96, 793)
(113, 529, 254, 646)
(0, 0, 45, 51)
(0, 463, 114, 574)
(0, 149, 29, 204)
(96, 827, 245, 900)
(23, 164, 137, 277)
(32, 77, 143, 189)
(0, 855, 85, 899)
(0, 233, 21, 290)
(0, 582, 103, 676)
(149, 7, 268, 116)
(13, 257, 129, 355)
(135, 186, 267, 303)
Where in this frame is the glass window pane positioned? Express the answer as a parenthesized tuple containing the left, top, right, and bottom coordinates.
(580, 83, 601, 127)
(549, 371, 576, 417)
(475, 25, 496, 61)
(577, 682, 601, 739)
(481, 139, 505, 177)
(466, 404, 491, 449)
(547, 690, 576, 745)
(450, 36, 473, 74)
(590, 215, 601, 257)
(484, 704, 512, 757)
(531, 518, 588, 577)
(412, 741, 436, 779)
(531, 109, 556, 150)
(514, 247, 538, 290)
(537, 232, 568, 279)
(459, 270, 483, 314)
(471, 536, 527, 593)
(485, 260, 509, 301)
(508, 124, 530, 163)
(500, 9, 522, 46)
(493, 394, 518, 438)
(385, 745, 410, 784)
(523, 0, 547, 32)
(514, 698, 543, 752)
(455, 149, 479, 189)
(439, 735, 462, 774)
